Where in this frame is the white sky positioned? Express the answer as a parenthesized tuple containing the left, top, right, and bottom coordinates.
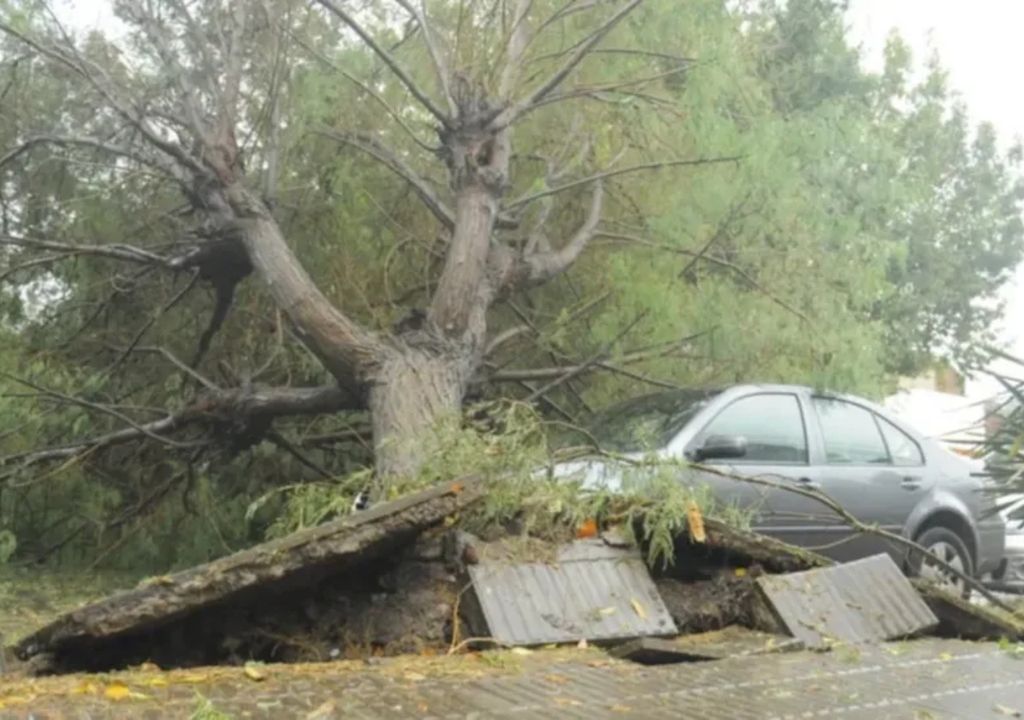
(53, 0, 1024, 401)
(847, 1, 1024, 402)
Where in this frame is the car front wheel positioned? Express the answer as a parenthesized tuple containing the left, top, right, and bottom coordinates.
(910, 526, 974, 598)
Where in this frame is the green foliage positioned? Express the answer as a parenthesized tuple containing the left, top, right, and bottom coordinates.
(265, 402, 748, 568)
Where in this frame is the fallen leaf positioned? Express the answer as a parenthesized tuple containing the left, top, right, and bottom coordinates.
(577, 518, 598, 539)
(734, 567, 747, 578)
(630, 598, 647, 619)
(450, 482, 464, 494)
(305, 700, 337, 720)
(404, 672, 426, 682)
(577, 638, 589, 649)
(994, 704, 1022, 717)
(74, 680, 99, 695)
(938, 652, 954, 661)
(553, 697, 582, 707)
(686, 500, 706, 543)
(511, 647, 533, 656)
(103, 682, 132, 701)
(597, 606, 617, 617)
(145, 677, 169, 688)
(244, 662, 267, 681)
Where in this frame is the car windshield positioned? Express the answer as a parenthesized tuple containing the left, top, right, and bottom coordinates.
(583, 390, 720, 452)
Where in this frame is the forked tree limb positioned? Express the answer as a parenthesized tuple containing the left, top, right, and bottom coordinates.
(392, 0, 456, 117)
(318, 129, 455, 230)
(492, 0, 644, 129)
(314, 0, 451, 126)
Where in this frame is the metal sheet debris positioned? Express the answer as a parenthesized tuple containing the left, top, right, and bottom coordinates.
(466, 538, 677, 646)
(755, 553, 938, 649)
(610, 626, 803, 664)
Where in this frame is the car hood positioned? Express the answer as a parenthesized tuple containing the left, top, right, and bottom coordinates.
(547, 451, 665, 491)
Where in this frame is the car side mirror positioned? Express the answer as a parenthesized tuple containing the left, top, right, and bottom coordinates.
(693, 434, 747, 462)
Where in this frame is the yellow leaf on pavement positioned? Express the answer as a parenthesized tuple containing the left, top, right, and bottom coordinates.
(630, 598, 647, 619)
(103, 682, 131, 700)
(244, 662, 267, 681)
(74, 680, 99, 695)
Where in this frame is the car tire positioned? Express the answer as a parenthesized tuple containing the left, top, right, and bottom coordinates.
(909, 526, 974, 598)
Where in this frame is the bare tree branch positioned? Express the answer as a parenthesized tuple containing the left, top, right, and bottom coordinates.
(318, 130, 455, 230)
(290, 31, 438, 152)
(1, 385, 360, 469)
(314, 0, 451, 126)
(492, 0, 643, 129)
(0, 134, 177, 179)
(393, 0, 456, 117)
(0, 22, 203, 178)
(488, 330, 703, 382)
(597, 231, 811, 323)
(506, 156, 742, 210)
(106, 272, 200, 375)
(522, 64, 688, 116)
(523, 311, 645, 401)
(1, 372, 196, 450)
(0, 235, 175, 267)
(125, 345, 222, 391)
(519, 180, 602, 285)
(498, 0, 534, 98)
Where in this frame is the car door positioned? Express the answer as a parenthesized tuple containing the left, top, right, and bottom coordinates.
(683, 392, 815, 529)
(792, 396, 931, 563)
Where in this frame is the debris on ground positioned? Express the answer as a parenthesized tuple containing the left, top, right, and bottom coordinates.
(913, 578, 1024, 641)
(750, 554, 938, 649)
(5, 477, 1024, 678)
(12, 479, 483, 672)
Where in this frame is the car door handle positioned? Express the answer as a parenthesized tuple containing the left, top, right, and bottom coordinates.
(796, 477, 821, 490)
(901, 476, 922, 490)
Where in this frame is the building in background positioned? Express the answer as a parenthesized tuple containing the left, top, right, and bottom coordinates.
(884, 364, 985, 466)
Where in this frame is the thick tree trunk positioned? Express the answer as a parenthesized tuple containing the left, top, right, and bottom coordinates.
(225, 184, 381, 389)
(368, 348, 466, 481)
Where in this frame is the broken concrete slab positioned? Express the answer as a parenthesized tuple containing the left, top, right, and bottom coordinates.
(913, 579, 1024, 641)
(752, 554, 938, 649)
(700, 518, 831, 573)
(463, 537, 677, 646)
(610, 626, 802, 664)
(15, 478, 484, 665)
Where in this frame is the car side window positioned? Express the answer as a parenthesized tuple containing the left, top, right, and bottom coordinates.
(876, 416, 924, 467)
(698, 394, 807, 464)
(812, 398, 890, 465)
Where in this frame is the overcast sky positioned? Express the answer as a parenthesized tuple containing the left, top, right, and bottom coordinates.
(847, 1, 1024, 401)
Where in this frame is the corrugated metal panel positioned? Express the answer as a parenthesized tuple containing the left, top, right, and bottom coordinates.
(467, 539, 677, 645)
(755, 553, 937, 649)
